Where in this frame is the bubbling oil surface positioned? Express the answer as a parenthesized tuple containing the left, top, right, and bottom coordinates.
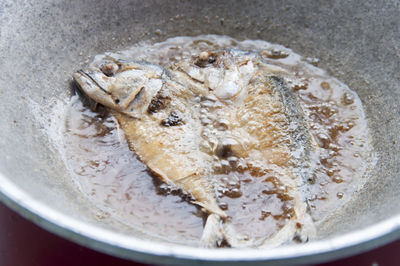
(64, 35, 373, 245)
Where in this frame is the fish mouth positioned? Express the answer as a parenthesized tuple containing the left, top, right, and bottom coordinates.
(74, 69, 110, 95)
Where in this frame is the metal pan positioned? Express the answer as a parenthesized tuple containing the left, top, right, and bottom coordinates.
(0, 0, 399, 265)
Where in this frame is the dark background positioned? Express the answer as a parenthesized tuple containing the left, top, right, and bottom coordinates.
(0, 202, 398, 266)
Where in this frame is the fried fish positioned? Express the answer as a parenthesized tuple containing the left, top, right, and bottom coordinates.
(73, 49, 316, 247)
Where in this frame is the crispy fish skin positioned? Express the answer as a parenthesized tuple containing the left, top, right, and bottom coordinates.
(174, 52, 316, 247)
(220, 73, 316, 247)
(111, 83, 227, 219)
(73, 50, 316, 248)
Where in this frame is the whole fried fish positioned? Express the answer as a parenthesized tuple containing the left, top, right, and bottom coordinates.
(73, 49, 316, 248)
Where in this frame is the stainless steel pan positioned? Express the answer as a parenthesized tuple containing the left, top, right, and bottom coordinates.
(0, 0, 399, 265)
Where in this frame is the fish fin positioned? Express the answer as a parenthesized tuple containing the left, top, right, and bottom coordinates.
(259, 214, 316, 248)
(258, 220, 298, 248)
(223, 217, 315, 248)
(200, 214, 224, 248)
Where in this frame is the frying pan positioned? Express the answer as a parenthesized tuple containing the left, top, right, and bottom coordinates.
(0, 0, 399, 265)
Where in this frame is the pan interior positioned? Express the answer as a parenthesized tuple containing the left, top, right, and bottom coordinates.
(0, 0, 399, 263)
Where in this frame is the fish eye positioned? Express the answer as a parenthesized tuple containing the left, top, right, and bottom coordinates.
(100, 61, 119, 77)
(195, 51, 216, 67)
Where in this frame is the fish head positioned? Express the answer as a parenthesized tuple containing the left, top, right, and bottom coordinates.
(176, 50, 258, 101)
(73, 58, 165, 118)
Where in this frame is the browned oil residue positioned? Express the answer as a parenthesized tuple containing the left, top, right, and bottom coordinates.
(64, 35, 373, 245)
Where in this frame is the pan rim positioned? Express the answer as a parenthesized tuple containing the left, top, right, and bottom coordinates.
(0, 171, 399, 265)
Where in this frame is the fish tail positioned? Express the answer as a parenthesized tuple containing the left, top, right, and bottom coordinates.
(258, 220, 298, 248)
(200, 214, 224, 248)
(295, 212, 317, 243)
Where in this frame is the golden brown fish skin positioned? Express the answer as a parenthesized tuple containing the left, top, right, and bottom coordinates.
(173, 59, 316, 247)
(227, 74, 315, 247)
(113, 112, 226, 218)
(110, 77, 227, 219)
